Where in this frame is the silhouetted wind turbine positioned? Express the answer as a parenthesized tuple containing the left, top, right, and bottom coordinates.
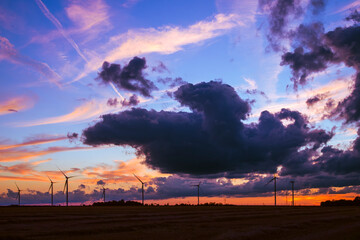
(47, 175, 56, 206)
(133, 174, 144, 205)
(102, 185, 107, 203)
(192, 182, 201, 206)
(265, 175, 277, 206)
(290, 180, 295, 206)
(58, 167, 75, 206)
(15, 183, 21, 206)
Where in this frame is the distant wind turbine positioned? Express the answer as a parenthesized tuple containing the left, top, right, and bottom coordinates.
(102, 185, 107, 203)
(58, 167, 75, 206)
(290, 180, 295, 206)
(15, 183, 21, 206)
(133, 174, 144, 205)
(192, 182, 201, 206)
(47, 175, 56, 206)
(265, 175, 278, 206)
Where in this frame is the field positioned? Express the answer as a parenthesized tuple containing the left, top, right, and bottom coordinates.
(1, 206, 360, 240)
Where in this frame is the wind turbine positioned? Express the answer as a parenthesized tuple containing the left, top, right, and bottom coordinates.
(15, 183, 21, 206)
(192, 182, 201, 206)
(58, 167, 75, 207)
(133, 174, 144, 205)
(290, 180, 295, 206)
(102, 185, 107, 203)
(47, 175, 56, 206)
(265, 174, 278, 206)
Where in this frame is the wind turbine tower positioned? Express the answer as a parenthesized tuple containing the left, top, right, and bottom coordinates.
(47, 176, 56, 206)
(266, 175, 278, 206)
(58, 168, 75, 206)
(15, 183, 21, 206)
(133, 174, 144, 205)
(192, 182, 201, 206)
(290, 181, 295, 206)
(102, 185, 106, 203)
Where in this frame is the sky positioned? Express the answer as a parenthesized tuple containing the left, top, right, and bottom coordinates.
(1, 0, 360, 206)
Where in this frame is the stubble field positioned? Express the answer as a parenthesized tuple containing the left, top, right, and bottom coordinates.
(1, 205, 360, 240)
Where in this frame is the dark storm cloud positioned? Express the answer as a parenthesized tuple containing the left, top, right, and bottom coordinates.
(258, 0, 325, 51)
(306, 92, 329, 107)
(281, 23, 336, 89)
(275, 7, 360, 124)
(122, 94, 140, 107)
(107, 98, 119, 107)
(97, 180, 106, 185)
(332, 73, 360, 123)
(151, 61, 169, 73)
(98, 57, 157, 97)
(157, 77, 187, 88)
(82, 81, 332, 176)
(67, 132, 78, 142)
(346, 10, 360, 23)
(107, 94, 139, 108)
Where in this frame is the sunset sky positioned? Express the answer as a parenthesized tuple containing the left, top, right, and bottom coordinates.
(1, 0, 360, 206)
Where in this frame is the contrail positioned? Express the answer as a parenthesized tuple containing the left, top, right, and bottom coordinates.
(35, 0, 88, 63)
(109, 82, 125, 101)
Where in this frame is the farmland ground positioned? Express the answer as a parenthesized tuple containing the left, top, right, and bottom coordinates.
(1, 206, 360, 240)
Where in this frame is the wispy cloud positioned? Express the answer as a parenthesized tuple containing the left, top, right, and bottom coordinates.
(250, 77, 352, 123)
(0, 135, 68, 150)
(35, 0, 88, 62)
(0, 36, 61, 86)
(0, 145, 91, 162)
(0, 96, 36, 116)
(335, 0, 360, 13)
(0, 159, 51, 175)
(15, 99, 116, 127)
(71, 13, 244, 83)
(65, 0, 110, 34)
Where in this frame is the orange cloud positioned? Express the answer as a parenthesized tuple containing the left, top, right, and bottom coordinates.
(82, 157, 169, 186)
(16, 99, 117, 127)
(0, 96, 36, 116)
(0, 135, 68, 150)
(0, 146, 92, 162)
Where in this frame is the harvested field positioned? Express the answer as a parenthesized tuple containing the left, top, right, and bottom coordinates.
(1, 206, 360, 240)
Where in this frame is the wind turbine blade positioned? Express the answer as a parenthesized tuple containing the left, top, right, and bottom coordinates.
(57, 166, 67, 178)
(63, 180, 67, 193)
(67, 175, 78, 179)
(265, 178, 274, 186)
(48, 183, 52, 193)
(133, 173, 143, 184)
(15, 182, 20, 191)
(46, 175, 52, 182)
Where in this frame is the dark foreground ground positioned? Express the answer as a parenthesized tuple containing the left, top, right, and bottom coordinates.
(1, 206, 360, 240)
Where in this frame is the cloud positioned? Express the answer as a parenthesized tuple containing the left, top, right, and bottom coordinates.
(0, 159, 50, 175)
(65, 0, 110, 34)
(98, 57, 157, 97)
(0, 36, 61, 86)
(0, 135, 68, 151)
(35, 0, 88, 62)
(16, 99, 116, 127)
(258, 0, 325, 51)
(0, 146, 91, 163)
(306, 92, 329, 107)
(71, 13, 244, 83)
(335, 0, 360, 14)
(82, 81, 332, 176)
(151, 61, 169, 73)
(0, 96, 36, 116)
(157, 77, 187, 88)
